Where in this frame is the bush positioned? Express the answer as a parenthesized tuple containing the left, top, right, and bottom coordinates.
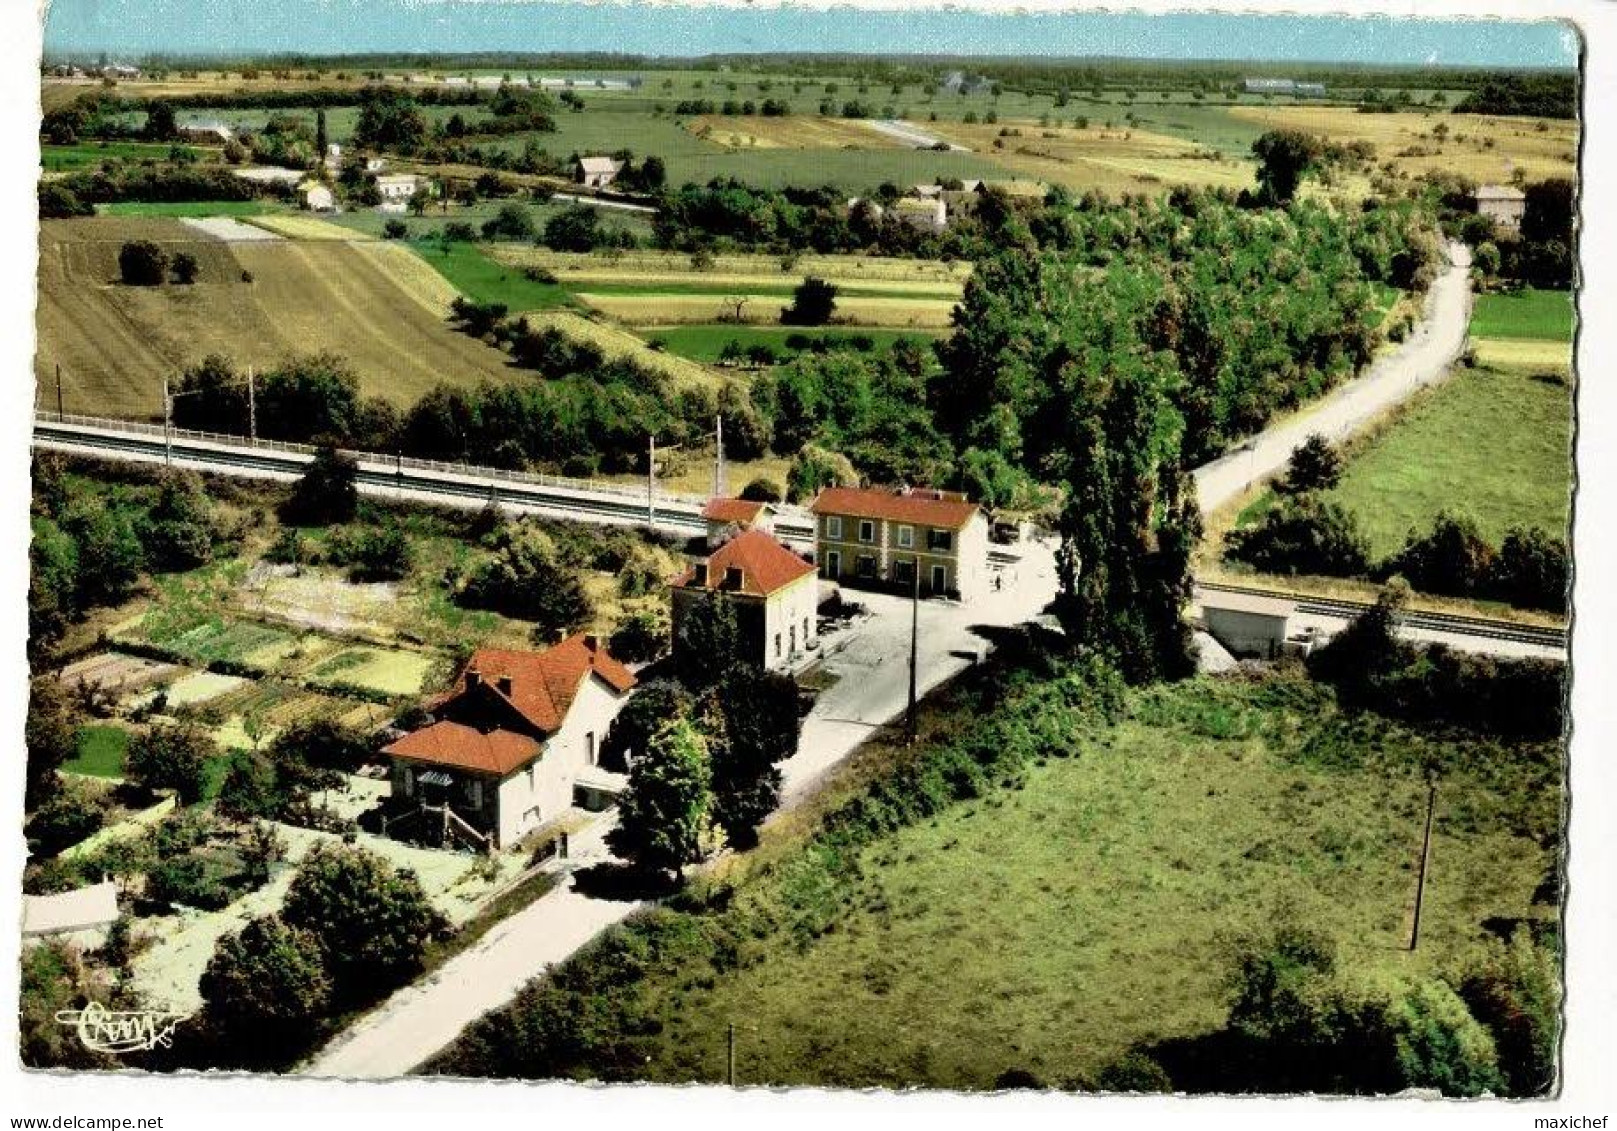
(146, 851, 247, 911)
(382, 218, 408, 239)
(170, 251, 200, 284)
(1489, 526, 1568, 613)
(1225, 495, 1371, 577)
(118, 240, 168, 286)
(25, 781, 106, 859)
(455, 522, 595, 638)
(199, 915, 333, 1064)
(126, 723, 215, 805)
(282, 446, 359, 526)
(738, 476, 784, 503)
(786, 444, 858, 503)
(1384, 511, 1494, 598)
(1279, 433, 1342, 494)
(609, 608, 668, 664)
(781, 277, 839, 326)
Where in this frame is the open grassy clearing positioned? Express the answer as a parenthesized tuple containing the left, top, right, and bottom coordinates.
(43, 141, 207, 171)
(35, 217, 521, 416)
(641, 324, 941, 364)
(1229, 105, 1577, 185)
(926, 119, 1256, 194)
(1321, 364, 1573, 556)
(685, 113, 909, 151)
(1470, 338, 1573, 373)
(579, 291, 958, 329)
(63, 725, 131, 779)
(462, 672, 1554, 1089)
(409, 240, 573, 310)
(1470, 288, 1575, 341)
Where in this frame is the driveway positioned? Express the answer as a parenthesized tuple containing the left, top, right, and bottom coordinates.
(779, 539, 1060, 803)
(1192, 241, 1473, 514)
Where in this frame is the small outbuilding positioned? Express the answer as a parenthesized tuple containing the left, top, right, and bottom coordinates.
(1198, 589, 1297, 659)
(299, 181, 336, 212)
(700, 496, 777, 549)
(574, 155, 623, 189)
(1475, 184, 1527, 230)
(23, 880, 120, 944)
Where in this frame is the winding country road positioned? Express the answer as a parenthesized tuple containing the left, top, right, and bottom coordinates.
(1193, 241, 1473, 514)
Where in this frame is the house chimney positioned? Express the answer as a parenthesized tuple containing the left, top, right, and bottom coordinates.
(496, 675, 513, 695)
(466, 670, 482, 689)
(724, 566, 745, 590)
(583, 633, 600, 653)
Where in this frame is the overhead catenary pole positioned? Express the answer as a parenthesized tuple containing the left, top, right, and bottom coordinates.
(161, 375, 173, 467)
(1409, 774, 1438, 951)
(55, 364, 64, 421)
(727, 1022, 736, 1087)
(905, 560, 920, 743)
(647, 434, 656, 525)
(714, 413, 725, 498)
(247, 366, 256, 443)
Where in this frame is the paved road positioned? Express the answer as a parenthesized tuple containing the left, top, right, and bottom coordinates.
(302, 820, 643, 1079)
(1192, 241, 1473, 514)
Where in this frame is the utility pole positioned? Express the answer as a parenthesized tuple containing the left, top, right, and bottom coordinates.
(727, 1022, 736, 1087)
(1409, 774, 1438, 951)
(161, 375, 173, 467)
(647, 434, 656, 525)
(54, 364, 64, 421)
(714, 413, 725, 498)
(247, 366, 256, 443)
(905, 562, 920, 744)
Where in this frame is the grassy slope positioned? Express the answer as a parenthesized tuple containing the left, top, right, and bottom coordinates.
(34, 218, 521, 415)
(448, 672, 1555, 1090)
(408, 240, 574, 310)
(63, 725, 130, 779)
(43, 141, 203, 171)
(1326, 364, 1572, 555)
(1470, 288, 1575, 341)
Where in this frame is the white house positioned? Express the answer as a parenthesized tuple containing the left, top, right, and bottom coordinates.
(700, 496, 778, 550)
(672, 528, 819, 672)
(299, 181, 336, 211)
(178, 119, 235, 144)
(376, 173, 422, 202)
(1198, 590, 1297, 659)
(232, 165, 305, 187)
(383, 634, 637, 850)
(575, 155, 624, 189)
(1475, 184, 1527, 230)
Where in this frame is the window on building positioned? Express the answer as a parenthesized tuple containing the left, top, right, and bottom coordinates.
(857, 554, 877, 578)
(402, 766, 414, 795)
(928, 528, 954, 552)
(775, 632, 783, 658)
(824, 549, 841, 579)
(897, 524, 914, 549)
(827, 515, 843, 539)
(586, 731, 597, 766)
(894, 558, 916, 586)
(803, 615, 810, 640)
(468, 780, 482, 808)
(859, 520, 876, 544)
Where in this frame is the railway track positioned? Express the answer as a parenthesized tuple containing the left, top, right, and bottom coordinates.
(1196, 580, 1568, 650)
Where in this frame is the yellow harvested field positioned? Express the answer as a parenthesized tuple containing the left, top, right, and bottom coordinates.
(36, 217, 522, 416)
(246, 214, 376, 241)
(1229, 106, 1578, 184)
(927, 120, 1257, 194)
(1471, 337, 1574, 373)
(582, 292, 959, 329)
(522, 310, 728, 392)
(486, 245, 972, 287)
(685, 114, 907, 151)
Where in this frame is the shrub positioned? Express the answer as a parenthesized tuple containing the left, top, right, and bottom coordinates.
(118, 240, 168, 286)
(1225, 496, 1371, 577)
(25, 781, 106, 859)
(126, 723, 215, 805)
(199, 915, 333, 1064)
(281, 446, 359, 526)
(1279, 433, 1342, 494)
(1489, 526, 1568, 613)
(1459, 929, 1561, 1096)
(170, 251, 200, 284)
(1384, 511, 1494, 598)
(781, 277, 839, 326)
(382, 218, 408, 239)
(609, 608, 668, 664)
(738, 476, 784, 503)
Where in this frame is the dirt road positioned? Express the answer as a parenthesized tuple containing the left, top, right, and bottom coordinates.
(1192, 242, 1473, 514)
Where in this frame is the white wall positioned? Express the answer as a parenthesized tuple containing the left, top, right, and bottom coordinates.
(494, 673, 631, 845)
(762, 573, 819, 669)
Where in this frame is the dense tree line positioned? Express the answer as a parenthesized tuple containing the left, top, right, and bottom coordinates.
(42, 165, 285, 212)
(1453, 74, 1577, 120)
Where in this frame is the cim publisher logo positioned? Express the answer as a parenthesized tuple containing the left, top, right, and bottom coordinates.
(55, 1002, 189, 1054)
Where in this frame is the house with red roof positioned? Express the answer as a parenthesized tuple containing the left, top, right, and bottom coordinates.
(700, 496, 777, 549)
(809, 485, 989, 602)
(382, 633, 636, 850)
(672, 527, 819, 671)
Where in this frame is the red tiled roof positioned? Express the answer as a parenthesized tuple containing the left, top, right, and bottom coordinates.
(674, 528, 816, 598)
(389, 634, 635, 776)
(384, 720, 541, 776)
(809, 486, 979, 530)
(701, 497, 767, 525)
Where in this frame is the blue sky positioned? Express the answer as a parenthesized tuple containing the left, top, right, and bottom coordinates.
(43, 1, 1578, 69)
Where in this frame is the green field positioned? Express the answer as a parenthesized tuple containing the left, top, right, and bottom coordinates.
(43, 141, 204, 171)
(1326, 364, 1573, 556)
(98, 200, 291, 218)
(440, 671, 1558, 1090)
(1470, 288, 1575, 341)
(643, 324, 941, 363)
(409, 240, 573, 310)
(63, 725, 130, 779)
(324, 198, 652, 243)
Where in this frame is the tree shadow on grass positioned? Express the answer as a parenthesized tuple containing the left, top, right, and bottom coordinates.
(571, 860, 672, 902)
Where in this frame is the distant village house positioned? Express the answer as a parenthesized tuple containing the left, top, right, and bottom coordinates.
(575, 155, 624, 189)
(700, 496, 778, 550)
(1474, 184, 1527, 230)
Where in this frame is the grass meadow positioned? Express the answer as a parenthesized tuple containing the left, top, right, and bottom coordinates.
(1325, 364, 1573, 555)
(63, 725, 131, 779)
(1470, 288, 1576, 342)
(642, 324, 940, 363)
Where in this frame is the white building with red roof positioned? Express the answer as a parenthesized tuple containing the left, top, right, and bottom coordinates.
(809, 485, 988, 602)
(699, 495, 778, 549)
(383, 633, 636, 850)
(672, 527, 819, 671)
